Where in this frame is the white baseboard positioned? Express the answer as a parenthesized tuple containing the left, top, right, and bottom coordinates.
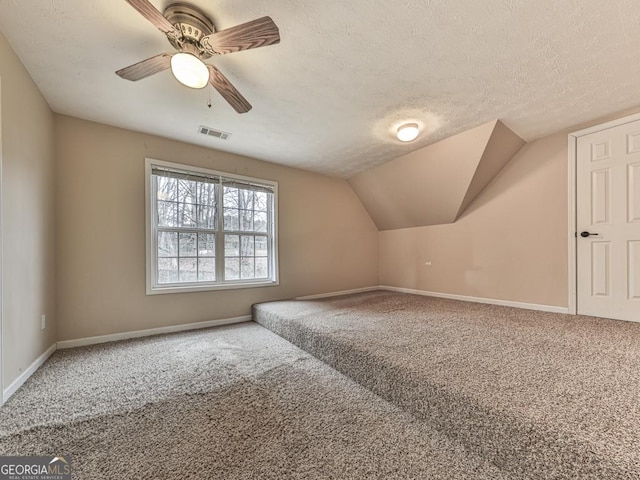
(379, 286, 569, 314)
(57, 315, 252, 350)
(3, 343, 57, 403)
(295, 286, 380, 300)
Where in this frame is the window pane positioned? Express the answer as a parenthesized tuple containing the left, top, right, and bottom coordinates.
(223, 187, 238, 208)
(239, 189, 254, 210)
(198, 182, 217, 206)
(224, 208, 239, 231)
(179, 258, 197, 282)
(198, 233, 215, 257)
(225, 235, 239, 256)
(197, 204, 217, 230)
(255, 236, 268, 256)
(241, 236, 254, 256)
(151, 164, 276, 289)
(156, 177, 177, 201)
(241, 257, 255, 279)
(198, 258, 215, 281)
(179, 233, 197, 257)
(255, 257, 268, 279)
(225, 257, 240, 280)
(157, 201, 177, 227)
(254, 212, 268, 233)
(158, 258, 178, 284)
(255, 191, 268, 211)
(178, 179, 197, 204)
(158, 231, 177, 257)
(178, 202, 197, 227)
(240, 210, 253, 231)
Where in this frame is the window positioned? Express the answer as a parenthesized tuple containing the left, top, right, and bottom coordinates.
(146, 159, 278, 294)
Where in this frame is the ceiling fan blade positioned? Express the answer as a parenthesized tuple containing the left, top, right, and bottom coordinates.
(116, 53, 173, 81)
(201, 16, 280, 56)
(125, 0, 181, 41)
(207, 65, 252, 113)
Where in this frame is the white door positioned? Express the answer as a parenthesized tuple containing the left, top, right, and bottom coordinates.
(576, 119, 640, 322)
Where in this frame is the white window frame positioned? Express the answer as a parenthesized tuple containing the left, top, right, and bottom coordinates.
(145, 158, 279, 294)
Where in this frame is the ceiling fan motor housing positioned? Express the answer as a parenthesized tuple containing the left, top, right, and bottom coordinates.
(164, 3, 215, 58)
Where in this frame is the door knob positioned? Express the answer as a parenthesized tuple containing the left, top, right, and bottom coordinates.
(580, 231, 599, 238)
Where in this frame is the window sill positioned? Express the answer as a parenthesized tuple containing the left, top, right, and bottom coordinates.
(146, 279, 279, 295)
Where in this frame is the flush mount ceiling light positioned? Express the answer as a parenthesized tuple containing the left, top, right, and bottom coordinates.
(397, 123, 420, 142)
(170, 52, 209, 89)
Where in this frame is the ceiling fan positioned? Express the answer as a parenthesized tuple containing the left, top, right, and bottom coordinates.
(115, 0, 280, 113)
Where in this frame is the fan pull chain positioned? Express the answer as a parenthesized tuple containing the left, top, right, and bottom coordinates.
(207, 85, 212, 109)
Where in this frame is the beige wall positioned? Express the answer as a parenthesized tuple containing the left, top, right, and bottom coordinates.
(55, 115, 378, 341)
(378, 133, 569, 307)
(0, 33, 57, 388)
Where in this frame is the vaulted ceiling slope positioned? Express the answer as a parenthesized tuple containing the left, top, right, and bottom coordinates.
(348, 120, 525, 230)
(1, 1, 640, 177)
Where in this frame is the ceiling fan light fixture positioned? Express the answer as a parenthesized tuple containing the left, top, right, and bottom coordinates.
(397, 123, 420, 142)
(170, 52, 209, 89)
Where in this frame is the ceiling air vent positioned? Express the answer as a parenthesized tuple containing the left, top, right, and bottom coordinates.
(198, 125, 232, 141)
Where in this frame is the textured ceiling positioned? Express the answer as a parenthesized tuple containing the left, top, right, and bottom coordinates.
(1, 0, 640, 177)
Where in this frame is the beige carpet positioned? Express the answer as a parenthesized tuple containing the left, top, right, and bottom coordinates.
(254, 290, 640, 480)
(0, 323, 508, 479)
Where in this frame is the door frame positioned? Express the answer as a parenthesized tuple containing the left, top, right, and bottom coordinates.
(567, 111, 640, 316)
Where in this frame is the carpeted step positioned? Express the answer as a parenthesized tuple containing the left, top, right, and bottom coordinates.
(253, 290, 640, 480)
(0, 323, 510, 480)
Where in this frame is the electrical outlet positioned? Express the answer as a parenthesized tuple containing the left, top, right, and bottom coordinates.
(41, 314, 46, 330)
